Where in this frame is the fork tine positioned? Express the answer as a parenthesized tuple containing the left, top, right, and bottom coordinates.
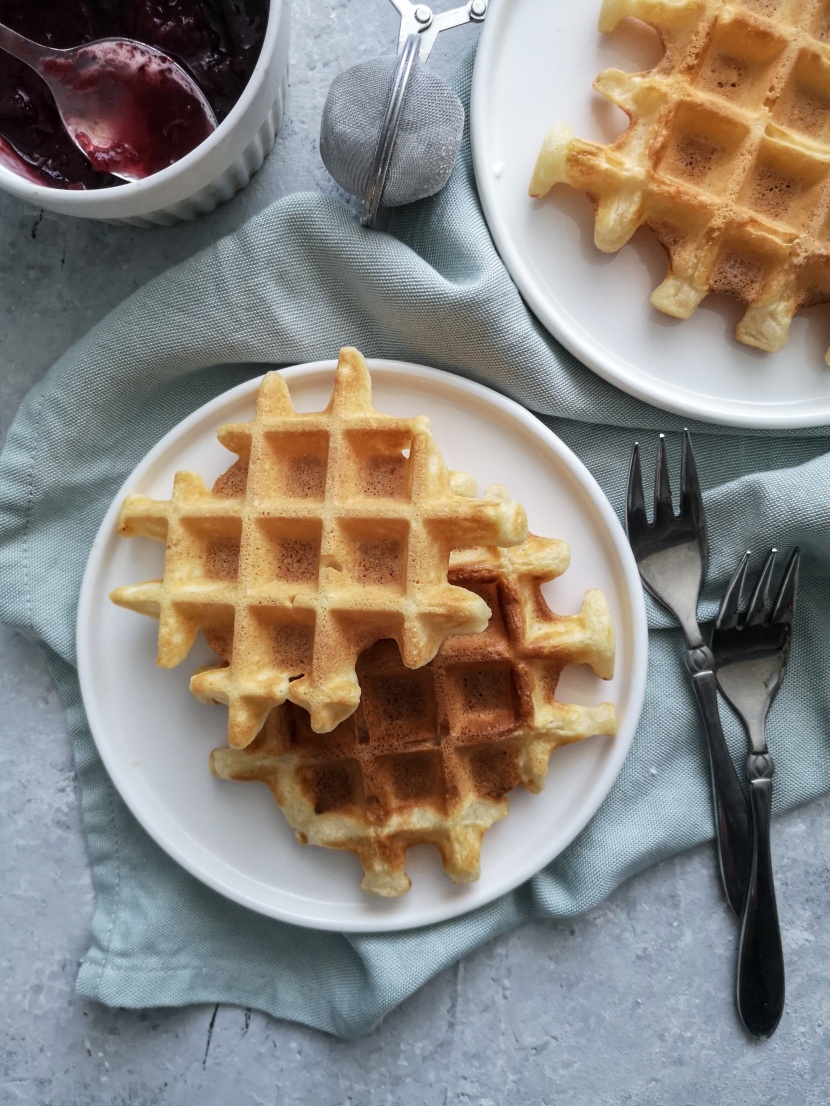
(626, 442, 649, 536)
(654, 434, 674, 524)
(679, 429, 703, 526)
(769, 547, 800, 627)
(715, 550, 750, 631)
(745, 548, 777, 626)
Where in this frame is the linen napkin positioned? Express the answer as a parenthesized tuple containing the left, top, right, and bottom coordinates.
(2, 54, 830, 1039)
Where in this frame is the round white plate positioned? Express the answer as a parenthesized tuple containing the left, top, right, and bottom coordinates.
(77, 359, 647, 932)
(471, 0, 830, 428)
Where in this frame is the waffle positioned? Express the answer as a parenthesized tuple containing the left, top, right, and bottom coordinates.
(210, 534, 617, 897)
(110, 348, 527, 746)
(529, 0, 830, 361)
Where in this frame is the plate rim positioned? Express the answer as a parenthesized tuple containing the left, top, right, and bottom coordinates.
(470, 0, 830, 429)
(76, 357, 648, 932)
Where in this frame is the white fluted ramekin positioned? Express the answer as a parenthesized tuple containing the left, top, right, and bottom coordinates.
(0, 0, 290, 227)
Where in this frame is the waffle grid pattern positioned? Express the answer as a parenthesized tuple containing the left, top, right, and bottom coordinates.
(211, 535, 617, 896)
(530, 0, 830, 360)
(111, 349, 526, 745)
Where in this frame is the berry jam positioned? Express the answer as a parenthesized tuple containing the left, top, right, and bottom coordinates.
(42, 43, 217, 180)
(0, 0, 269, 189)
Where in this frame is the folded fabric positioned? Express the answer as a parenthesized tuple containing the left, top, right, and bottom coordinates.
(1, 53, 829, 1039)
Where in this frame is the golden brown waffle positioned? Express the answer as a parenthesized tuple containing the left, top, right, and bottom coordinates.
(210, 534, 616, 897)
(530, 0, 830, 360)
(110, 348, 527, 746)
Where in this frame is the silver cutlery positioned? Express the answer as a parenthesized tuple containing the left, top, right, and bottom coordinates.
(626, 431, 752, 917)
(711, 548, 800, 1039)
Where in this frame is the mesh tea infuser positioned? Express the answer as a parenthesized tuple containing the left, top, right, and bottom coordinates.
(320, 0, 488, 227)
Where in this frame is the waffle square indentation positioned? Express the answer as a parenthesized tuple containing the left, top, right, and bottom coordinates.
(341, 519, 409, 589)
(362, 453, 410, 498)
(710, 225, 784, 298)
(774, 49, 830, 140)
(461, 742, 521, 800)
(377, 751, 445, 807)
(444, 660, 519, 737)
(256, 517, 323, 585)
(659, 102, 749, 192)
(248, 608, 315, 674)
(741, 139, 828, 229)
(171, 517, 242, 585)
(361, 667, 437, 745)
(261, 429, 330, 500)
(696, 16, 786, 106)
(203, 536, 241, 581)
(299, 758, 363, 815)
(341, 427, 413, 500)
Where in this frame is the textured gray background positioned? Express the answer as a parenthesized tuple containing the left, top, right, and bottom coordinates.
(3, 2, 830, 1103)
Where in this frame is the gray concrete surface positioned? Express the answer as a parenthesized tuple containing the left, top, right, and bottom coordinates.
(3, 2, 830, 1103)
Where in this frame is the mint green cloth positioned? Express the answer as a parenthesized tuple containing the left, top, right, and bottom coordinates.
(2, 56, 830, 1038)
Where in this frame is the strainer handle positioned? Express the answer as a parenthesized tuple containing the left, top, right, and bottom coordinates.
(361, 32, 420, 227)
(387, 0, 488, 62)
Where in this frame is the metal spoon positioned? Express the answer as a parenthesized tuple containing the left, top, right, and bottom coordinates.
(0, 22, 217, 182)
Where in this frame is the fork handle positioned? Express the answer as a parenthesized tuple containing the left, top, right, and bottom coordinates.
(686, 652, 753, 917)
(737, 754, 784, 1039)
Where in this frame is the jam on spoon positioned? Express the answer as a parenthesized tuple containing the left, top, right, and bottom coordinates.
(0, 22, 217, 182)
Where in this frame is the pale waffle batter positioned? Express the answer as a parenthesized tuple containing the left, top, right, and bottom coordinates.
(110, 348, 527, 746)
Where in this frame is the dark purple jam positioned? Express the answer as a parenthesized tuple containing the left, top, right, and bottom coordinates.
(42, 43, 218, 180)
(0, 0, 269, 189)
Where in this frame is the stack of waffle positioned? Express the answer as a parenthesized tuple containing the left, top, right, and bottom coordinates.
(112, 348, 617, 895)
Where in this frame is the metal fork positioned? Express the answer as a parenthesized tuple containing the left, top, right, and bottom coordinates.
(626, 431, 752, 917)
(711, 548, 800, 1039)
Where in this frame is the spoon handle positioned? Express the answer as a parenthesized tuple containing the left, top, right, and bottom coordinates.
(0, 22, 58, 73)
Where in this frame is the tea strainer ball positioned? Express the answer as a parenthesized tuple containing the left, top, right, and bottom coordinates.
(320, 0, 488, 227)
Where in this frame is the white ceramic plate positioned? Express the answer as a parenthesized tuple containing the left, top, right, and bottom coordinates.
(77, 359, 647, 932)
(471, 0, 830, 428)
